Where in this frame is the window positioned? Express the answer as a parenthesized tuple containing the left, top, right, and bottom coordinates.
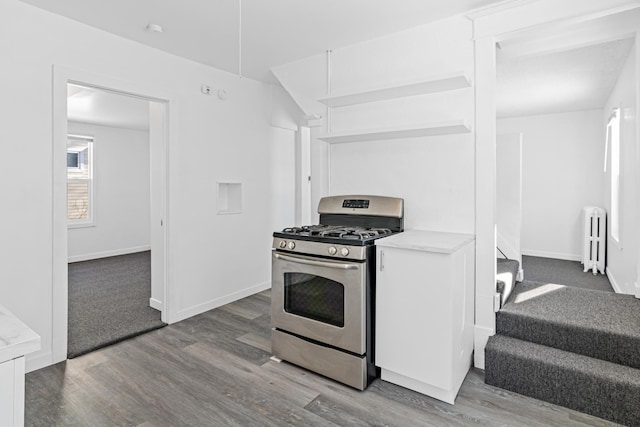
(606, 108, 621, 244)
(67, 134, 94, 226)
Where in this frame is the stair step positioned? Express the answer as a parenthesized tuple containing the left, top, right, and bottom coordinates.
(485, 335, 640, 426)
(498, 281, 640, 369)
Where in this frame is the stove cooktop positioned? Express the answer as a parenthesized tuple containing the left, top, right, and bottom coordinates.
(273, 224, 395, 246)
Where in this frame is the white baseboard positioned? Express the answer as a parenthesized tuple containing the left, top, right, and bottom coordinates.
(25, 352, 53, 373)
(474, 325, 495, 370)
(149, 298, 163, 311)
(606, 267, 623, 293)
(521, 249, 580, 262)
(174, 281, 271, 323)
(68, 245, 151, 263)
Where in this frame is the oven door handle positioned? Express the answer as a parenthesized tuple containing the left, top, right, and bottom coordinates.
(273, 252, 359, 270)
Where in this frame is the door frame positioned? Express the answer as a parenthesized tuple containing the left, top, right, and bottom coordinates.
(51, 65, 173, 364)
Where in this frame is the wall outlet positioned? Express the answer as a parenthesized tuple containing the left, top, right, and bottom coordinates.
(201, 84, 212, 95)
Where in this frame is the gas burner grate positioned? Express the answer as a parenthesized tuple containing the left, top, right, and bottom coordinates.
(318, 227, 393, 240)
(281, 225, 343, 236)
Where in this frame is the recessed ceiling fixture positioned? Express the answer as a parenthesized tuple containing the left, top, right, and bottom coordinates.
(145, 23, 163, 34)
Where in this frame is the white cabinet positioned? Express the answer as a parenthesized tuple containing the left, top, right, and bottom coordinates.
(0, 357, 25, 426)
(375, 230, 475, 404)
(0, 305, 41, 427)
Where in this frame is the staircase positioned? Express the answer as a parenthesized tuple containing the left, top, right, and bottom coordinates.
(485, 281, 640, 426)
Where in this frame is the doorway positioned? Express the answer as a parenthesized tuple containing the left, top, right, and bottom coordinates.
(52, 66, 170, 364)
(494, 13, 637, 293)
(65, 84, 166, 357)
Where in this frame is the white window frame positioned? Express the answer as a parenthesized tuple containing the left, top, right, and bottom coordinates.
(67, 134, 95, 228)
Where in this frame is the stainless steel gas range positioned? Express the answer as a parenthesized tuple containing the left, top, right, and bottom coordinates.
(271, 195, 404, 390)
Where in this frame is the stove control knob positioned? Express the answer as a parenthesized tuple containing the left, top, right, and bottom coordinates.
(328, 246, 337, 255)
(279, 240, 286, 248)
(287, 241, 296, 250)
(340, 247, 350, 257)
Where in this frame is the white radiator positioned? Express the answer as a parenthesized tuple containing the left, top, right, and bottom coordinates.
(582, 206, 606, 275)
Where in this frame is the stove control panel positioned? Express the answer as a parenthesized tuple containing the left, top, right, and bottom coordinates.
(273, 238, 367, 261)
(342, 199, 369, 209)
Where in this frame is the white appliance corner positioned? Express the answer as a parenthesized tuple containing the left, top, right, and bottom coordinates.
(174, 281, 271, 323)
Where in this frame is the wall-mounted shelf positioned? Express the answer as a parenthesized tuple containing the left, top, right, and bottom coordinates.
(317, 72, 471, 108)
(317, 120, 471, 144)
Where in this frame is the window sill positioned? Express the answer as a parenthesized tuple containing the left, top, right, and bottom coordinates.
(68, 222, 96, 230)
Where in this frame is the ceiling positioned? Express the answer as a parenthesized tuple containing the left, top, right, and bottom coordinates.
(67, 84, 150, 131)
(40, 1, 637, 127)
(496, 8, 638, 118)
(497, 37, 634, 118)
(19, 0, 510, 82)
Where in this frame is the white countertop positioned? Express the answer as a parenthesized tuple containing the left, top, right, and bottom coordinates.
(376, 229, 475, 253)
(0, 304, 40, 364)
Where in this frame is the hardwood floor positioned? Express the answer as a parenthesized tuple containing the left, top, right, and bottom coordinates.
(26, 290, 618, 426)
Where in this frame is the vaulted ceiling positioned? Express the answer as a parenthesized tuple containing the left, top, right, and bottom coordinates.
(26, 1, 637, 127)
(18, 0, 509, 82)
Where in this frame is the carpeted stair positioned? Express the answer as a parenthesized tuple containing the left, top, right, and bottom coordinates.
(485, 281, 640, 426)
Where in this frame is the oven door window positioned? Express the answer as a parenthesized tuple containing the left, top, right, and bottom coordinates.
(284, 273, 344, 327)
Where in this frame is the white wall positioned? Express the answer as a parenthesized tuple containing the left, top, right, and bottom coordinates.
(498, 110, 605, 261)
(603, 43, 637, 294)
(496, 133, 522, 265)
(274, 16, 475, 233)
(0, 0, 295, 371)
(67, 121, 150, 261)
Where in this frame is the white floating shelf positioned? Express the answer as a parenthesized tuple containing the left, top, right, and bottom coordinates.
(317, 72, 471, 107)
(317, 121, 471, 144)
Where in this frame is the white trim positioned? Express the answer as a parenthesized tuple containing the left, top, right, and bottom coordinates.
(67, 245, 151, 263)
(174, 281, 271, 323)
(472, 0, 640, 40)
(521, 249, 581, 261)
(474, 325, 494, 370)
(51, 64, 172, 369)
(24, 352, 52, 374)
(474, 34, 498, 373)
(149, 298, 163, 311)
(606, 267, 624, 294)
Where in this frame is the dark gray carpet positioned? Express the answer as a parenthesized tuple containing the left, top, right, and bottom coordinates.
(485, 335, 640, 427)
(522, 255, 613, 292)
(498, 280, 640, 369)
(68, 251, 166, 358)
(486, 280, 640, 426)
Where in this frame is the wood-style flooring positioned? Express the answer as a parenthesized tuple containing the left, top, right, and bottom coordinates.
(25, 290, 618, 426)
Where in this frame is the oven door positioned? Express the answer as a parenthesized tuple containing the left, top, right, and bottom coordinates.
(271, 251, 366, 355)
